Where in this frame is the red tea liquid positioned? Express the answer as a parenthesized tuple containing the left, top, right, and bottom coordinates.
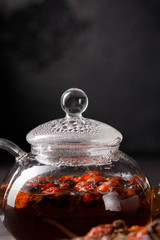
(0, 171, 151, 240)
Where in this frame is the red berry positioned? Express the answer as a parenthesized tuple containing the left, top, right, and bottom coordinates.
(108, 178, 122, 187)
(86, 175, 105, 183)
(59, 182, 71, 190)
(59, 175, 75, 182)
(15, 191, 33, 209)
(84, 224, 113, 240)
(42, 186, 59, 195)
(42, 182, 56, 190)
(97, 183, 112, 193)
(74, 181, 95, 192)
(78, 171, 101, 181)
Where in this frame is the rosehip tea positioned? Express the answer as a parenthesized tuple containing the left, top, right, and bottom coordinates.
(0, 170, 151, 240)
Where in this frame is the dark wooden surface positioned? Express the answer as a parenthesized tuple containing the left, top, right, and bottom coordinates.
(0, 156, 160, 239)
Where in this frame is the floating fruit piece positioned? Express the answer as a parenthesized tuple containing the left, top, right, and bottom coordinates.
(59, 175, 74, 181)
(74, 181, 95, 192)
(78, 171, 101, 181)
(128, 225, 145, 232)
(42, 182, 56, 190)
(127, 227, 148, 240)
(97, 183, 112, 193)
(59, 182, 71, 190)
(85, 175, 105, 184)
(108, 178, 122, 187)
(84, 223, 113, 240)
(42, 186, 60, 195)
(15, 191, 33, 209)
(84, 220, 160, 240)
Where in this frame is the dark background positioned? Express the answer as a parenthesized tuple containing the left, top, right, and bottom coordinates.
(0, 0, 160, 187)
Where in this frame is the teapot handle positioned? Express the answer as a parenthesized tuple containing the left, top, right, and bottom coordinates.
(0, 138, 27, 161)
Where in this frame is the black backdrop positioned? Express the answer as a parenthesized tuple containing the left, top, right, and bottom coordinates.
(0, 0, 160, 160)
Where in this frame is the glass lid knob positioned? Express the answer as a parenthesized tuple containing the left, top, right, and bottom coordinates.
(61, 88, 88, 117)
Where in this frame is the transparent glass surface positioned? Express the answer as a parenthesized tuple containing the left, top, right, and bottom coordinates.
(26, 88, 122, 148)
(0, 89, 152, 240)
(0, 149, 151, 240)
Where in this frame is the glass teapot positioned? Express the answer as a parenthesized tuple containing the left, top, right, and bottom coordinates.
(0, 88, 151, 240)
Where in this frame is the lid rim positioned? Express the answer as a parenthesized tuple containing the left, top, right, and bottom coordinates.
(31, 143, 120, 151)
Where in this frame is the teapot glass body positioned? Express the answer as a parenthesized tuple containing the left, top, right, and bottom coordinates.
(0, 145, 151, 240)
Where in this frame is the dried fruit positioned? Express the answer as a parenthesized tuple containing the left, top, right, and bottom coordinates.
(42, 186, 60, 195)
(15, 191, 33, 209)
(97, 183, 112, 193)
(108, 178, 122, 187)
(84, 220, 160, 240)
(59, 175, 75, 182)
(78, 171, 102, 181)
(74, 181, 95, 192)
(84, 223, 113, 240)
(59, 182, 71, 190)
(42, 182, 56, 190)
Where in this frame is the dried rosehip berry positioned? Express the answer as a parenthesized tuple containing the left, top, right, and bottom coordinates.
(86, 175, 105, 184)
(42, 182, 56, 190)
(59, 182, 71, 190)
(42, 186, 59, 195)
(84, 224, 113, 240)
(73, 176, 81, 183)
(15, 191, 33, 209)
(128, 225, 145, 233)
(74, 181, 95, 192)
(108, 178, 122, 187)
(59, 175, 75, 182)
(78, 171, 102, 182)
(97, 183, 112, 193)
(128, 227, 148, 240)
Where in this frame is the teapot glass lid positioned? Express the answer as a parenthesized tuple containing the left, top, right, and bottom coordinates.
(26, 88, 122, 148)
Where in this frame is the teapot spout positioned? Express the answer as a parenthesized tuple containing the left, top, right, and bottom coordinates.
(0, 138, 27, 161)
